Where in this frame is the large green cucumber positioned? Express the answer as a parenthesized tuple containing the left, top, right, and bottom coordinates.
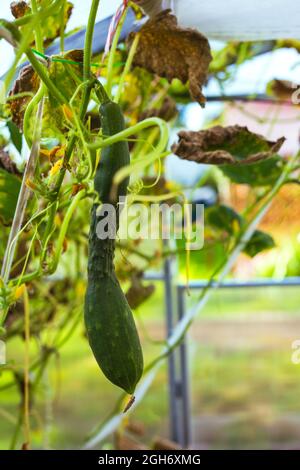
(84, 100, 143, 395)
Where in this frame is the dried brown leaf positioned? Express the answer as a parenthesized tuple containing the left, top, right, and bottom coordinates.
(127, 10, 212, 106)
(115, 434, 148, 451)
(8, 49, 83, 132)
(0, 148, 20, 175)
(268, 79, 300, 102)
(8, 65, 39, 130)
(126, 275, 155, 309)
(10, 1, 73, 47)
(10, 1, 30, 19)
(171, 125, 285, 165)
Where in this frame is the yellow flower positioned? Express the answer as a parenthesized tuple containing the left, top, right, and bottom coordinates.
(62, 104, 73, 122)
(14, 284, 25, 301)
(49, 159, 63, 176)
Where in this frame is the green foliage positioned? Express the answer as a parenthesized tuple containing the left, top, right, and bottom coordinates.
(6, 121, 22, 153)
(244, 230, 276, 258)
(206, 204, 242, 235)
(222, 156, 285, 187)
(0, 0, 298, 450)
(0, 169, 21, 224)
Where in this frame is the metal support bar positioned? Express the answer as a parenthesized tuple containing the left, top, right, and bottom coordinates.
(173, 275, 300, 448)
(177, 277, 300, 289)
(176, 285, 192, 448)
(163, 257, 192, 448)
(163, 257, 182, 444)
(162, 275, 300, 448)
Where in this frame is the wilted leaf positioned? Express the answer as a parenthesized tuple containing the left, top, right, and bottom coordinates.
(267, 79, 300, 102)
(48, 50, 83, 107)
(243, 230, 275, 258)
(126, 275, 155, 309)
(115, 434, 148, 451)
(10, 1, 73, 47)
(172, 125, 285, 165)
(41, 50, 84, 140)
(206, 205, 242, 235)
(0, 148, 20, 175)
(8, 64, 39, 130)
(10, 1, 30, 19)
(127, 9, 212, 106)
(8, 50, 84, 141)
(0, 168, 21, 224)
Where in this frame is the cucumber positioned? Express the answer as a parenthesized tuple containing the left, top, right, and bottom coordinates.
(84, 100, 144, 395)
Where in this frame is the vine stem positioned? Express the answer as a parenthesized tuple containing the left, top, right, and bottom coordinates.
(1, 1, 62, 91)
(23, 82, 45, 147)
(59, 0, 66, 53)
(13, 0, 63, 26)
(50, 0, 101, 188)
(88, 117, 169, 151)
(23, 286, 31, 449)
(147, 151, 300, 368)
(1, 95, 45, 284)
(114, 32, 140, 104)
(88, 117, 169, 198)
(23, 0, 100, 273)
(83, 151, 299, 449)
(81, 0, 101, 114)
(84, 0, 100, 82)
(105, 4, 129, 98)
(30, 0, 43, 53)
(48, 189, 86, 273)
(25, 48, 67, 105)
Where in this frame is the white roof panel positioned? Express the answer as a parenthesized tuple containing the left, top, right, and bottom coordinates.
(173, 0, 300, 40)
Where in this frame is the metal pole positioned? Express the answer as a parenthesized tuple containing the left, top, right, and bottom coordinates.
(163, 256, 181, 443)
(146, 272, 300, 448)
(177, 286, 192, 448)
(177, 277, 300, 289)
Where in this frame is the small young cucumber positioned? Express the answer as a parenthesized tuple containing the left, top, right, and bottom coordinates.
(84, 101, 143, 395)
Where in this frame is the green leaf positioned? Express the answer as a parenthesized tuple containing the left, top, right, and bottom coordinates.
(7, 120, 22, 153)
(0, 169, 21, 224)
(206, 205, 242, 235)
(48, 50, 83, 106)
(16, 50, 84, 142)
(221, 155, 285, 187)
(243, 230, 275, 258)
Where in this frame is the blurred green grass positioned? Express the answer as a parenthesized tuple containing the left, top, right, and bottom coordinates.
(1, 284, 300, 449)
